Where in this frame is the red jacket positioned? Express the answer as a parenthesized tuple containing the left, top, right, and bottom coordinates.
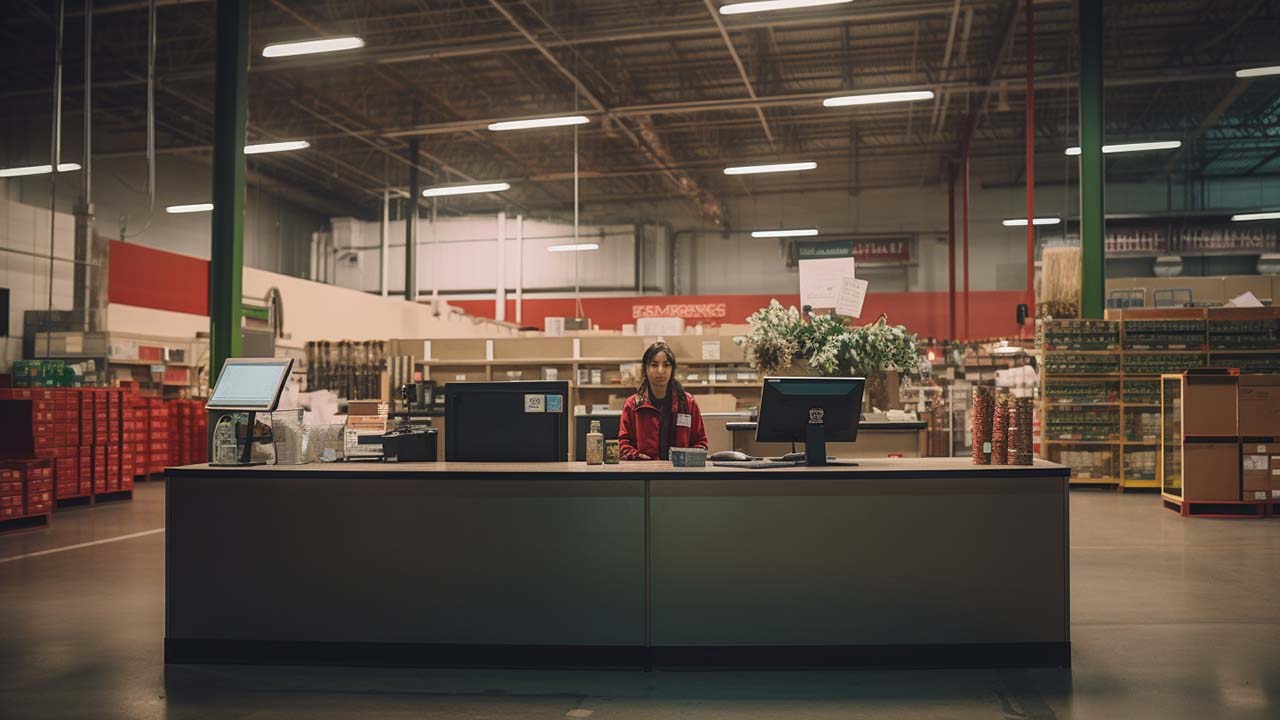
(618, 391, 708, 461)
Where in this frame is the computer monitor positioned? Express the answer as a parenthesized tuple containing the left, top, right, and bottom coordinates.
(206, 358, 294, 466)
(756, 376, 865, 466)
(445, 381, 569, 462)
(206, 358, 294, 412)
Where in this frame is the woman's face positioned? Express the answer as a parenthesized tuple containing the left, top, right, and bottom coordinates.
(646, 352, 673, 388)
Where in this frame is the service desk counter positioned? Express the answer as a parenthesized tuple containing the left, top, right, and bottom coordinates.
(727, 420, 927, 458)
(165, 459, 1070, 669)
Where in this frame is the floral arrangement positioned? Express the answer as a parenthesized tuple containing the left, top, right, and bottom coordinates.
(737, 300, 923, 396)
(736, 300, 802, 375)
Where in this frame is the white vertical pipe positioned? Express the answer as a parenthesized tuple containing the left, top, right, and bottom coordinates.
(516, 214, 524, 324)
(430, 199, 440, 313)
(380, 189, 389, 296)
(495, 210, 507, 322)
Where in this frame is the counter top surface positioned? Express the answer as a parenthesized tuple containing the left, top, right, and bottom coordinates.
(725, 420, 927, 431)
(168, 457, 1067, 479)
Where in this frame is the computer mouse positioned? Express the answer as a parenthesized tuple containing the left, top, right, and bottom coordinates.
(709, 450, 752, 462)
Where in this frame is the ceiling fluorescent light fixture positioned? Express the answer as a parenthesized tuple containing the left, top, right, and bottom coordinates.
(244, 140, 310, 155)
(724, 161, 816, 175)
(547, 243, 600, 252)
(720, 0, 853, 15)
(423, 182, 510, 198)
(823, 90, 934, 107)
(262, 36, 365, 58)
(488, 115, 590, 132)
(0, 162, 81, 178)
(1231, 211, 1280, 222)
(1002, 217, 1061, 227)
(1064, 141, 1182, 156)
(751, 228, 819, 238)
(166, 203, 214, 214)
(1236, 66, 1280, 78)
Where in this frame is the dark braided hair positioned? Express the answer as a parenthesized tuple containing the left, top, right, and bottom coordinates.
(636, 341, 688, 414)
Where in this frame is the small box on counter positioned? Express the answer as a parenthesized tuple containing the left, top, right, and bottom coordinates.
(670, 447, 708, 468)
(344, 401, 390, 458)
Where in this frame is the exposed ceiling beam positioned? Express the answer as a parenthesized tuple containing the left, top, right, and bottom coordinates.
(702, 0, 774, 146)
(485, 0, 727, 225)
(1162, 77, 1253, 174)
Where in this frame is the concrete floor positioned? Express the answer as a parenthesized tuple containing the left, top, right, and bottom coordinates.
(1, 483, 1278, 719)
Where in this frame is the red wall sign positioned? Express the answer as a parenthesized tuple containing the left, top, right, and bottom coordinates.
(108, 240, 209, 316)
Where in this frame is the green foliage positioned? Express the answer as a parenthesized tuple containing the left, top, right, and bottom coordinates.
(735, 299, 802, 375)
(809, 315, 923, 380)
(737, 300, 923, 382)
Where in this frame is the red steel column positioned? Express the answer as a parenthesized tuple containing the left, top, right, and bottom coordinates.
(962, 147, 971, 340)
(948, 166, 957, 341)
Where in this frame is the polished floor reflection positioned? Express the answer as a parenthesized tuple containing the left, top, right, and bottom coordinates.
(1, 483, 1277, 719)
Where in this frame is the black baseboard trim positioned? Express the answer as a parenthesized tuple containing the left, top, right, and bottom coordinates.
(652, 642, 1072, 669)
(165, 639, 1070, 670)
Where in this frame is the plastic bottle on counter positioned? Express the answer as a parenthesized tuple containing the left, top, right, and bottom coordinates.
(586, 420, 605, 465)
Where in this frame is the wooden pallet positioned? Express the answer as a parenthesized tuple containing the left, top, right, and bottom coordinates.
(54, 495, 93, 510)
(93, 489, 134, 504)
(0, 513, 52, 534)
(1162, 493, 1268, 518)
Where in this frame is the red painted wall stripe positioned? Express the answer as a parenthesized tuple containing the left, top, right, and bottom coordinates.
(108, 241, 209, 316)
(452, 291, 1026, 341)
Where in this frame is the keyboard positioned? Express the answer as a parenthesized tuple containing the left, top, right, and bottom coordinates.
(709, 459, 805, 469)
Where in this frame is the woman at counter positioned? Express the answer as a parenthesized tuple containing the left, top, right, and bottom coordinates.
(619, 341, 708, 460)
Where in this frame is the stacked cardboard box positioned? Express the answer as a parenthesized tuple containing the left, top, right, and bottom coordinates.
(1, 389, 87, 502)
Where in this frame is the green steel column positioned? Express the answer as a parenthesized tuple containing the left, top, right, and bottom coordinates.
(1078, 0, 1105, 318)
(209, 0, 249, 381)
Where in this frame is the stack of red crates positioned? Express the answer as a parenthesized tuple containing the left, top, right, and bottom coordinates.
(91, 389, 110, 494)
(146, 399, 171, 474)
(0, 460, 53, 523)
(0, 467, 24, 521)
(166, 399, 208, 466)
(0, 389, 85, 504)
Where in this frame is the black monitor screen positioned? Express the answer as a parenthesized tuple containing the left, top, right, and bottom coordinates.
(445, 381, 569, 462)
(756, 376, 865, 443)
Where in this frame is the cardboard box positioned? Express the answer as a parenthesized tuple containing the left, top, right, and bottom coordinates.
(1183, 442, 1240, 501)
(1238, 375, 1280, 438)
(1273, 456, 1280, 500)
(1183, 376, 1237, 438)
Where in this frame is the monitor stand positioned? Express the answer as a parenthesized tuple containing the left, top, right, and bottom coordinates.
(209, 411, 267, 467)
(804, 422, 857, 467)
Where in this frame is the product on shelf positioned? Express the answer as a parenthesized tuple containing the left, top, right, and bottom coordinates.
(971, 387, 994, 465)
(1044, 353, 1121, 375)
(1040, 320, 1119, 351)
(1124, 449, 1158, 482)
(1014, 397, 1034, 465)
(1121, 379, 1161, 404)
(1056, 449, 1115, 480)
(1044, 408, 1120, 441)
(1122, 319, 1206, 350)
(992, 391, 1010, 464)
(1209, 353, 1280, 374)
(1208, 319, 1280, 350)
(1125, 412, 1162, 443)
(1044, 380, 1119, 404)
(1122, 353, 1205, 375)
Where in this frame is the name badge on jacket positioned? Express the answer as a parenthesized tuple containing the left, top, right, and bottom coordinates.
(676, 413, 692, 428)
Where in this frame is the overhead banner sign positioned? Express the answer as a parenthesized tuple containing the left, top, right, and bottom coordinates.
(789, 236, 912, 266)
(798, 240, 856, 308)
